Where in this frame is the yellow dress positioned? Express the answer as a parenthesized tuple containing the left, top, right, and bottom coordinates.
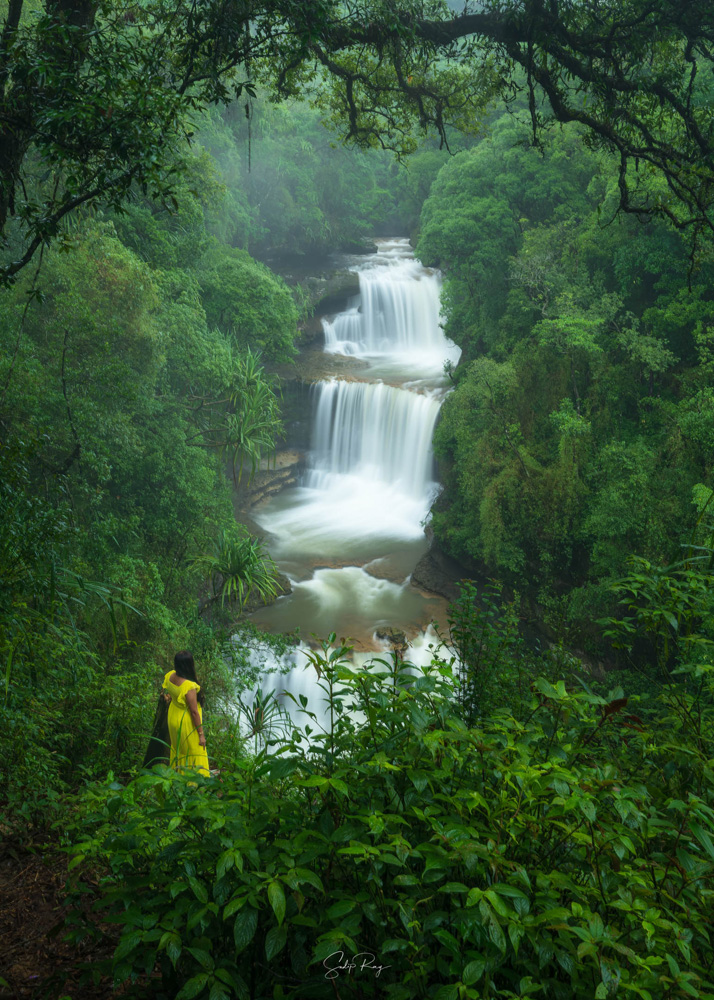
(162, 671, 209, 776)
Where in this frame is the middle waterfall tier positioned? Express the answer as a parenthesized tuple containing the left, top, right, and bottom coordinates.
(309, 379, 440, 498)
(253, 378, 441, 565)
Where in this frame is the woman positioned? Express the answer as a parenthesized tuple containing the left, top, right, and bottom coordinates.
(162, 650, 209, 777)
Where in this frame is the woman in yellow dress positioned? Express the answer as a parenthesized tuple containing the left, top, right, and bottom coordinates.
(162, 650, 210, 776)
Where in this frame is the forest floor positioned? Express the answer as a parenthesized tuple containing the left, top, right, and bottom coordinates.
(0, 836, 155, 1000)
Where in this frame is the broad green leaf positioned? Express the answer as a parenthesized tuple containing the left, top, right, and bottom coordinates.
(209, 982, 230, 1000)
(534, 677, 560, 699)
(578, 798, 597, 822)
(433, 929, 461, 956)
(176, 974, 210, 1000)
(666, 953, 680, 978)
(265, 924, 288, 961)
(690, 822, 714, 860)
(491, 883, 528, 899)
(224, 895, 247, 920)
(187, 947, 213, 971)
(114, 931, 142, 962)
(485, 890, 511, 917)
(234, 908, 258, 953)
(329, 778, 349, 796)
(466, 887, 483, 907)
(408, 769, 428, 792)
(216, 850, 234, 880)
(268, 881, 286, 926)
(166, 934, 182, 968)
(188, 877, 208, 904)
(394, 874, 420, 886)
(509, 922, 524, 956)
(327, 899, 356, 920)
(293, 869, 324, 892)
(488, 915, 506, 953)
(462, 960, 485, 985)
(297, 776, 328, 788)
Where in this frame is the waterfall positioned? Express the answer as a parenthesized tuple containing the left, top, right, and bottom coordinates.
(309, 380, 440, 498)
(252, 237, 461, 645)
(322, 239, 459, 375)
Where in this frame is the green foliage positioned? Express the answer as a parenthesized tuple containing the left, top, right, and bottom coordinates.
(111, 151, 224, 270)
(3, 0, 714, 284)
(0, 220, 289, 816)
(65, 598, 714, 1000)
(0, 439, 147, 815)
(603, 531, 714, 690)
(418, 117, 597, 358)
(192, 526, 280, 611)
(427, 111, 714, 648)
(198, 96, 416, 259)
(0, 50, 439, 829)
(224, 348, 284, 483)
(198, 245, 298, 362)
(438, 580, 532, 724)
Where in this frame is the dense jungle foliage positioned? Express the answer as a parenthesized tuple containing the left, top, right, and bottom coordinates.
(2, 0, 714, 998)
(64, 577, 714, 1000)
(420, 113, 714, 652)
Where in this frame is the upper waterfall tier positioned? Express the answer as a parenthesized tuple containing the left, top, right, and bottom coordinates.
(322, 238, 461, 376)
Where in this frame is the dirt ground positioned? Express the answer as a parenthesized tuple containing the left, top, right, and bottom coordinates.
(0, 835, 155, 1000)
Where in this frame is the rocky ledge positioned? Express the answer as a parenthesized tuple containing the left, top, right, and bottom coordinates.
(411, 540, 466, 602)
(241, 571, 293, 614)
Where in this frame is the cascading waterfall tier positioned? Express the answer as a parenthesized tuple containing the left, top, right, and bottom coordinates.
(309, 379, 440, 497)
(323, 261, 442, 354)
(322, 237, 460, 378)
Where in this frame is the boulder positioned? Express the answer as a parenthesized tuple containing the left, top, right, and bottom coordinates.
(375, 626, 408, 649)
(411, 542, 467, 601)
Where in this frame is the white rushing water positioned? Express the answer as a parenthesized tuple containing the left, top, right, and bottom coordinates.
(323, 239, 460, 383)
(260, 380, 441, 563)
(246, 238, 461, 725)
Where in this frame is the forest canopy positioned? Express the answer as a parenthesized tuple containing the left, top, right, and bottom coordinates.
(2, 0, 714, 281)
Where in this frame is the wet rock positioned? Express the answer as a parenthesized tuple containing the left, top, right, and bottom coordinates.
(241, 572, 292, 614)
(308, 269, 361, 316)
(233, 452, 302, 515)
(375, 626, 408, 649)
(411, 542, 467, 602)
(271, 348, 370, 385)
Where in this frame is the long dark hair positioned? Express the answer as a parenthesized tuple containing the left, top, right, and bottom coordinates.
(174, 650, 205, 706)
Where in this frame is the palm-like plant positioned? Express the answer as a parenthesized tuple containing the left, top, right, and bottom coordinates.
(223, 348, 282, 484)
(193, 526, 280, 612)
(235, 687, 292, 752)
(185, 345, 282, 485)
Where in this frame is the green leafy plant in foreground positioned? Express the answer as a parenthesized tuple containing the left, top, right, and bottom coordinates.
(442, 580, 530, 725)
(64, 608, 714, 1000)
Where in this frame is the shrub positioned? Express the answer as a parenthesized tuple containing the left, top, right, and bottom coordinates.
(65, 632, 714, 999)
